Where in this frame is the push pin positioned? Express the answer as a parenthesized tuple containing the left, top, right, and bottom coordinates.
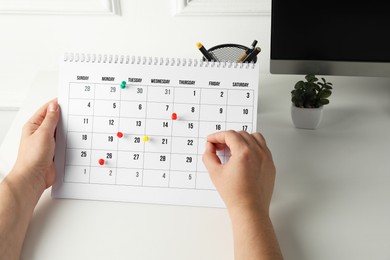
(171, 112, 177, 120)
(117, 132, 124, 138)
(98, 159, 105, 165)
(120, 81, 126, 89)
(142, 135, 149, 142)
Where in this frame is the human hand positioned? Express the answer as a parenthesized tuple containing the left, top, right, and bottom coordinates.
(10, 99, 60, 194)
(202, 130, 276, 215)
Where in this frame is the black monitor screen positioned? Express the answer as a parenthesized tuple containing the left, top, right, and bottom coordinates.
(271, 0, 390, 75)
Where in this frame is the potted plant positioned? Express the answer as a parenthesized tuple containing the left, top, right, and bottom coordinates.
(291, 73, 333, 129)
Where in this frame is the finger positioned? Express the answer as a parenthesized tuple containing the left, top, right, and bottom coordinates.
(207, 130, 248, 155)
(39, 100, 60, 135)
(237, 131, 261, 150)
(23, 99, 54, 137)
(252, 132, 274, 159)
(202, 141, 223, 178)
(202, 142, 222, 170)
(214, 143, 228, 151)
(252, 132, 268, 150)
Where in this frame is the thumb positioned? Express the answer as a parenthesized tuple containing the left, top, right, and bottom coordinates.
(202, 141, 222, 180)
(39, 101, 60, 135)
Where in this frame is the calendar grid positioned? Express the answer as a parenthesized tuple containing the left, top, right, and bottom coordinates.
(166, 86, 175, 188)
(63, 84, 255, 189)
(87, 84, 95, 184)
(66, 115, 253, 124)
(140, 85, 149, 187)
(67, 95, 253, 107)
(114, 85, 122, 185)
(63, 82, 72, 183)
(194, 87, 202, 189)
(56, 58, 258, 208)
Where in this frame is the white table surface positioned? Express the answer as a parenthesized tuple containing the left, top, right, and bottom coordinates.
(1, 71, 390, 260)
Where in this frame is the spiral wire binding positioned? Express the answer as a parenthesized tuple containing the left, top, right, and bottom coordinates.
(63, 53, 256, 69)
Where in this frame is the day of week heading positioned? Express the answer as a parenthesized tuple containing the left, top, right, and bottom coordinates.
(129, 78, 142, 83)
(77, 76, 89, 80)
(179, 80, 195, 85)
(151, 79, 170, 84)
(209, 81, 220, 86)
(233, 82, 249, 87)
(102, 77, 115, 81)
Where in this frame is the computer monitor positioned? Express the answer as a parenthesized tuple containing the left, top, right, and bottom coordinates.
(270, 1, 390, 77)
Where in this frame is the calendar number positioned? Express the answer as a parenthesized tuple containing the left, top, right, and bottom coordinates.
(216, 124, 221, 130)
(188, 174, 192, 180)
(113, 102, 117, 109)
(138, 104, 143, 110)
(108, 136, 114, 142)
(109, 119, 114, 125)
(81, 151, 87, 157)
(165, 105, 169, 111)
(106, 152, 112, 159)
(135, 171, 140, 178)
(85, 86, 90, 91)
(134, 137, 141, 143)
(83, 118, 89, 124)
(220, 91, 224, 97)
(165, 89, 171, 95)
(162, 138, 168, 145)
(186, 157, 193, 163)
(160, 155, 166, 162)
(187, 139, 193, 146)
(243, 108, 249, 115)
(219, 108, 223, 114)
(136, 120, 142, 127)
(188, 123, 193, 129)
(137, 87, 143, 94)
(162, 173, 166, 178)
(110, 86, 116, 93)
(246, 92, 250, 98)
(109, 170, 112, 176)
(163, 121, 169, 128)
(82, 134, 88, 140)
(133, 154, 140, 160)
(191, 106, 195, 113)
(87, 102, 91, 108)
(242, 125, 248, 131)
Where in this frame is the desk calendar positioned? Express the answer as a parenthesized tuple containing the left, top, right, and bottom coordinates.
(52, 53, 259, 208)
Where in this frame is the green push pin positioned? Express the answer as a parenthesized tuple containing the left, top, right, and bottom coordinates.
(120, 81, 126, 89)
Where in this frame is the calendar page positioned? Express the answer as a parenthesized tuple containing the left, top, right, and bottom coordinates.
(52, 53, 259, 208)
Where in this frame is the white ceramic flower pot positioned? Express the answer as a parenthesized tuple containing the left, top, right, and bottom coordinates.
(291, 104, 324, 129)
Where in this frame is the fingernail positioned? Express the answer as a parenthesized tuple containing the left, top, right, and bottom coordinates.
(48, 102, 58, 112)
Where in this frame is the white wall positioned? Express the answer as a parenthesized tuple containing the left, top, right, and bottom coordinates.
(0, 0, 271, 109)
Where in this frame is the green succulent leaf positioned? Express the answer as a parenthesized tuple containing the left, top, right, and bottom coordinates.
(320, 99, 330, 105)
(295, 81, 304, 89)
(305, 73, 318, 83)
(319, 89, 332, 99)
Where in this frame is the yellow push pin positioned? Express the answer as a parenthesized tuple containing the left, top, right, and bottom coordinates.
(142, 135, 149, 142)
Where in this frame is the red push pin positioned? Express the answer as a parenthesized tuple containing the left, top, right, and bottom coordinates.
(171, 112, 177, 120)
(117, 131, 124, 138)
(98, 159, 105, 165)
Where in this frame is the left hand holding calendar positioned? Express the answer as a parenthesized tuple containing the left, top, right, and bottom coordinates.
(0, 99, 60, 260)
(13, 99, 60, 191)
